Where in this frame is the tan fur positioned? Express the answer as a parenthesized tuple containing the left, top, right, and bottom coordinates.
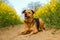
(20, 10, 45, 35)
(39, 18, 45, 31)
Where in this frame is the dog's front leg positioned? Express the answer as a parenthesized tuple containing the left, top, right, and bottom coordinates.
(29, 24, 38, 35)
(20, 23, 29, 35)
(20, 28, 29, 35)
(30, 30, 38, 35)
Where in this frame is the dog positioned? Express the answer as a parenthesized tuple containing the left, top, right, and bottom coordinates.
(20, 10, 45, 35)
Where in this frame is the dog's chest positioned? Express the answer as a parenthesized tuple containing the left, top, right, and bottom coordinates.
(25, 18, 39, 28)
(25, 21, 35, 28)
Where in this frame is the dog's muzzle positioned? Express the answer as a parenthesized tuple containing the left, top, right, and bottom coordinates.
(25, 14, 30, 18)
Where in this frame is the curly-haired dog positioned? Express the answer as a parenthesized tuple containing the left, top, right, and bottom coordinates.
(20, 10, 45, 35)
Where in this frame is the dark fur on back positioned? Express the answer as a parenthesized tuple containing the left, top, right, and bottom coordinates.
(34, 18, 40, 31)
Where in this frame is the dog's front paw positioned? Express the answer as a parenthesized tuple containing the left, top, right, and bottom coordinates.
(29, 31, 38, 36)
(19, 32, 26, 35)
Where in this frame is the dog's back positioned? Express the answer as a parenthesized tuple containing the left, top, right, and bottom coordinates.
(34, 18, 45, 31)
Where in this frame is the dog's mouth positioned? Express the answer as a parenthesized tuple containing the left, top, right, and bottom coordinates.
(25, 14, 30, 18)
(25, 17, 30, 19)
(25, 16, 30, 19)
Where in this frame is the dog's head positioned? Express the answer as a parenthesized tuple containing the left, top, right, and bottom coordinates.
(22, 10, 34, 18)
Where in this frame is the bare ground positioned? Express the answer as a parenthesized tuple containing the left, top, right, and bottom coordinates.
(0, 24, 60, 40)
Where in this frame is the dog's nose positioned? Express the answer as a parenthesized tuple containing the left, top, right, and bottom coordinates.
(25, 14, 30, 18)
(25, 14, 27, 17)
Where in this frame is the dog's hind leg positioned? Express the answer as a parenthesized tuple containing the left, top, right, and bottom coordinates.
(39, 18, 45, 31)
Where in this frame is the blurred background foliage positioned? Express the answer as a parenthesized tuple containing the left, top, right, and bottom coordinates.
(28, 2, 41, 11)
(0, 1, 23, 28)
(34, 0, 60, 29)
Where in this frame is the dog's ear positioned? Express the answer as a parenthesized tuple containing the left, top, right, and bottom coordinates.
(31, 10, 34, 14)
(22, 10, 26, 13)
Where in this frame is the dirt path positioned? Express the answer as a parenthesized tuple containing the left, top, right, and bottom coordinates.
(0, 25, 60, 40)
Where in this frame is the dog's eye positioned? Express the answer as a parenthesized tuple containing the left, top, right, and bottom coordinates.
(28, 12, 30, 14)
